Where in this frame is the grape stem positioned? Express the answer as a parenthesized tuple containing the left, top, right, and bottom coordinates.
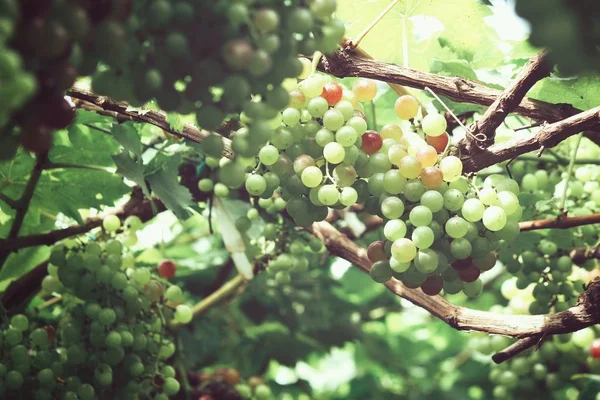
(310, 51, 323, 75)
(558, 132, 584, 212)
(348, 0, 402, 49)
(170, 274, 246, 329)
(0, 153, 48, 271)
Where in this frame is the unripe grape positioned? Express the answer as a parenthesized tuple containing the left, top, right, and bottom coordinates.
(422, 113, 447, 137)
(103, 215, 121, 232)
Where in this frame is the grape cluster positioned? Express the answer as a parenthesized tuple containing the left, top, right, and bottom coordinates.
(499, 236, 592, 315)
(25, 229, 192, 399)
(197, 73, 522, 297)
(91, 0, 344, 131)
(478, 326, 600, 400)
(0, 0, 130, 156)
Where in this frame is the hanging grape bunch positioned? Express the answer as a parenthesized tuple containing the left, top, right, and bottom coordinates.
(91, 0, 344, 132)
(0, 0, 138, 157)
(0, 215, 194, 399)
(365, 93, 523, 297)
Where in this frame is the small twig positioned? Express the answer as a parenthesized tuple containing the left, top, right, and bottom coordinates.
(349, 0, 402, 48)
(369, 100, 377, 130)
(44, 162, 112, 173)
(492, 335, 541, 364)
(559, 132, 584, 212)
(0, 154, 48, 270)
(0, 192, 18, 209)
(514, 121, 544, 132)
(170, 274, 246, 329)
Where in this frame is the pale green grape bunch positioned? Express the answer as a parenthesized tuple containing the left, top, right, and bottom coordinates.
(22, 237, 192, 399)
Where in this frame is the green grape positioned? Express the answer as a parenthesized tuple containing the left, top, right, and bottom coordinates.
(463, 279, 483, 297)
(384, 220, 407, 241)
(390, 257, 410, 273)
(245, 174, 267, 196)
(381, 197, 405, 219)
(346, 116, 367, 135)
(318, 185, 339, 205)
(174, 304, 193, 324)
(103, 215, 121, 232)
(391, 238, 417, 263)
(315, 128, 334, 146)
(165, 286, 183, 302)
(323, 109, 345, 131)
(414, 249, 439, 273)
(282, 108, 301, 126)
(105, 331, 122, 348)
(307, 97, 328, 118)
(339, 187, 358, 206)
(412, 226, 434, 249)
(383, 169, 407, 195)
(335, 126, 358, 146)
(479, 187, 499, 205)
(10, 314, 28, 331)
(445, 216, 469, 238)
(450, 238, 472, 259)
(439, 156, 462, 182)
(323, 142, 345, 164)
(301, 166, 323, 188)
(98, 308, 117, 326)
(422, 113, 447, 137)
(370, 260, 393, 283)
(368, 153, 392, 174)
(409, 205, 433, 227)
(461, 198, 485, 222)
(482, 206, 507, 231)
(497, 191, 519, 215)
(5, 328, 22, 345)
(404, 180, 426, 202)
(443, 189, 464, 211)
(258, 145, 279, 165)
(5, 370, 23, 390)
(420, 190, 444, 212)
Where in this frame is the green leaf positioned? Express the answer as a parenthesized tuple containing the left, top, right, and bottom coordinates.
(0, 247, 51, 291)
(529, 76, 600, 111)
(74, 110, 110, 125)
(50, 124, 120, 167)
(146, 155, 193, 220)
(112, 151, 151, 198)
(167, 112, 185, 133)
(112, 123, 143, 156)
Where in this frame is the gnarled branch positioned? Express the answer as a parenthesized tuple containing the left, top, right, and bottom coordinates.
(464, 50, 551, 149)
(519, 213, 600, 231)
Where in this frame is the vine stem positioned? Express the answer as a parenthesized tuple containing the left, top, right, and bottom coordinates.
(170, 274, 246, 329)
(559, 132, 584, 212)
(0, 153, 47, 270)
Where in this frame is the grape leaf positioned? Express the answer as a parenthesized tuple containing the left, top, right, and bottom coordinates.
(529, 76, 600, 111)
(112, 151, 150, 198)
(112, 122, 143, 156)
(146, 155, 193, 220)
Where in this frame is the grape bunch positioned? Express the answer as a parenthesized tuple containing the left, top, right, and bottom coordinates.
(480, 326, 600, 400)
(22, 220, 193, 399)
(91, 0, 344, 131)
(0, 0, 134, 156)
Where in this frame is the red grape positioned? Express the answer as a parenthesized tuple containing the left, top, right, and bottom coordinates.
(591, 339, 600, 359)
(360, 131, 383, 155)
(421, 275, 443, 296)
(367, 240, 387, 263)
(21, 124, 53, 154)
(426, 132, 449, 154)
(451, 257, 473, 270)
(458, 264, 480, 282)
(421, 166, 443, 189)
(158, 260, 176, 279)
(40, 96, 75, 129)
(321, 81, 343, 106)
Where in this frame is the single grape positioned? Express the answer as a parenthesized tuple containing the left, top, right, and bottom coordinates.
(422, 113, 447, 137)
(361, 131, 383, 155)
(174, 304, 193, 324)
(482, 206, 507, 231)
(103, 215, 121, 232)
(394, 95, 419, 120)
(391, 238, 417, 263)
(352, 79, 377, 102)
